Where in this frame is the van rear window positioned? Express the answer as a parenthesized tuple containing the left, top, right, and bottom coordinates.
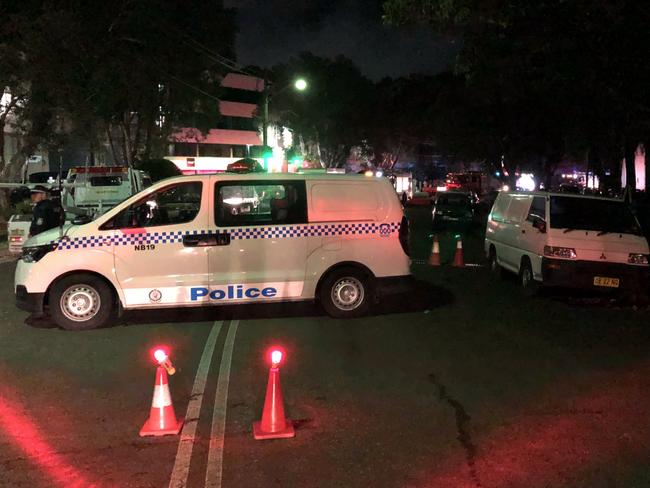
(90, 176, 123, 186)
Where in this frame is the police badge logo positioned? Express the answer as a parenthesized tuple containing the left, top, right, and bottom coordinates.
(149, 289, 162, 302)
(379, 223, 391, 237)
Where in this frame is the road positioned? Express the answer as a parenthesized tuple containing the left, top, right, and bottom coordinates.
(1, 208, 650, 488)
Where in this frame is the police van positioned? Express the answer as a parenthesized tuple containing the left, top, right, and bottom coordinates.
(15, 173, 411, 329)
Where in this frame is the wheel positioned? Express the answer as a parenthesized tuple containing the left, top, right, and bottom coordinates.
(319, 267, 373, 318)
(488, 247, 503, 278)
(519, 259, 539, 296)
(49, 274, 114, 330)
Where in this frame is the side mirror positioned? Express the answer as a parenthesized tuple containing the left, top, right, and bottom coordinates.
(532, 217, 546, 233)
(72, 214, 92, 225)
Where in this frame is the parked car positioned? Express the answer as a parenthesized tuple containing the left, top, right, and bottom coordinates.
(432, 191, 475, 228)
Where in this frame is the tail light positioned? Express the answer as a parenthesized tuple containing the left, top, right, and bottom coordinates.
(399, 216, 410, 256)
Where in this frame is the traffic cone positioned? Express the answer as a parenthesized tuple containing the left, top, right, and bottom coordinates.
(253, 364, 295, 440)
(139, 366, 183, 437)
(452, 239, 465, 267)
(428, 238, 441, 266)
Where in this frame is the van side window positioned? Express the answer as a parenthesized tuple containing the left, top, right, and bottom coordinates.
(505, 196, 532, 223)
(102, 182, 202, 229)
(490, 195, 509, 222)
(526, 197, 546, 223)
(215, 181, 307, 227)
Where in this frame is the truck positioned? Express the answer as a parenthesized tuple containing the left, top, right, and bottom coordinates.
(3, 166, 152, 253)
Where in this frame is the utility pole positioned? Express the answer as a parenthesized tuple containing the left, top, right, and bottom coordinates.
(262, 74, 269, 170)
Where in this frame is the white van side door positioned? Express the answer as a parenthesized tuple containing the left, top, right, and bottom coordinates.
(107, 180, 209, 307)
(204, 178, 309, 304)
(518, 195, 547, 278)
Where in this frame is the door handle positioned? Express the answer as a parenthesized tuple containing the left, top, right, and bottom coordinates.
(182, 235, 200, 247)
(184, 232, 230, 247)
(216, 231, 230, 246)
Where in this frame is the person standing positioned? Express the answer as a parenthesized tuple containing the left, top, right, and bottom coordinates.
(29, 185, 59, 236)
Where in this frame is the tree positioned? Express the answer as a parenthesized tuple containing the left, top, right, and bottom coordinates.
(363, 75, 440, 170)
(268, 53, 374, 167)
(384, 0, 650, 191)
(7, 0, 236, 167)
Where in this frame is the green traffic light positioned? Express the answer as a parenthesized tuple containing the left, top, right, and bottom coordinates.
(294, 78, 307, 91)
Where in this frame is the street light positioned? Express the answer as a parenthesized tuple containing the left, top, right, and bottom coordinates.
(262, 77, 308, 170)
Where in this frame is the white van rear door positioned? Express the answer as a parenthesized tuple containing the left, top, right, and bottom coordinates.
(498, 194, 532, 269)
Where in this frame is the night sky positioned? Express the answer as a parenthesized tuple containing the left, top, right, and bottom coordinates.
(225, 0, 458, 80)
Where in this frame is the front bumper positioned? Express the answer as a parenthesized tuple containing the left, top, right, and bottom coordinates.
(15, 285, 45, 314)
(542, 258, 649, 292)
(376, 275, 415, 296)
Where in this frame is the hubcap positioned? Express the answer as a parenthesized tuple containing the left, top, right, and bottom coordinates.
(60, 285, 101, 322)
(331, 277, 365, 311)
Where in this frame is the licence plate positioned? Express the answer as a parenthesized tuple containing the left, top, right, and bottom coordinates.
(10, 229, 25, 236)
(594, 276, 620, 288)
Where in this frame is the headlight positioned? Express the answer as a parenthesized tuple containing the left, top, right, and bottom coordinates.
(544, 246, 577, 259)
(22, 242, 59, 263)
(628, 253, 649, 265)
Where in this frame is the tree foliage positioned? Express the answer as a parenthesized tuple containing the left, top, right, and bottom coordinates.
(267, 53, 374, 167)
(2, 0, 236, 168)
(384, 0, 650, 188)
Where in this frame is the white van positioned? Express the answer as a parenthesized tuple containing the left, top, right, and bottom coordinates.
(485, 191, 649, 293)
(15, 173, 411, 329)
(63, 166, 153, 216)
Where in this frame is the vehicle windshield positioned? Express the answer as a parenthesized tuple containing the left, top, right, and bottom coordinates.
(549, 196, 642, 235)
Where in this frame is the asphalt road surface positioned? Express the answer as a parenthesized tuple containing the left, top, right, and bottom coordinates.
(1, 208, 650, 488)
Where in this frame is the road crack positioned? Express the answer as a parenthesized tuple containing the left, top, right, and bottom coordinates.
(428, 373, 482, 488)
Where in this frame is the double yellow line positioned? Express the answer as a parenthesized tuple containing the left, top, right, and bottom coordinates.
(167, 319, 240, 488)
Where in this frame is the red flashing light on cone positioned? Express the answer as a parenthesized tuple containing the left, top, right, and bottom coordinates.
(453, 239, 465, 267)
(253, 348, 295, 440)
(428, 237, 441, 266)
(139, 348, 183, 437)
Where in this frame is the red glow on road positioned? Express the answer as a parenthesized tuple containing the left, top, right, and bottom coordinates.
(414, 362, 650, 488)
(0, 394, 106, 488)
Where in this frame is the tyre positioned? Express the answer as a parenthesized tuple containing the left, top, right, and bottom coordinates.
(49, 274, 114, 330)
(319, 267, 373, 318)
(488, 247, 502, 278)
(519, 259, 539, 296)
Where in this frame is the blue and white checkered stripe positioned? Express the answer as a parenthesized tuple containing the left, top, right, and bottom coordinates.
(55, 222, 401, 250)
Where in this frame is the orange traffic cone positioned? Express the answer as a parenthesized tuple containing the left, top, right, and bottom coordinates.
(139, 366, 183, 436)
(253, 360, 295, 440)
(428, 238, 441, 266)
(452, 239, 465, 267)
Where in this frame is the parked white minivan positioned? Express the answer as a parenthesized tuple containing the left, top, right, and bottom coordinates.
(485, 191, 649, 293)
(15, 173, 411, 329)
